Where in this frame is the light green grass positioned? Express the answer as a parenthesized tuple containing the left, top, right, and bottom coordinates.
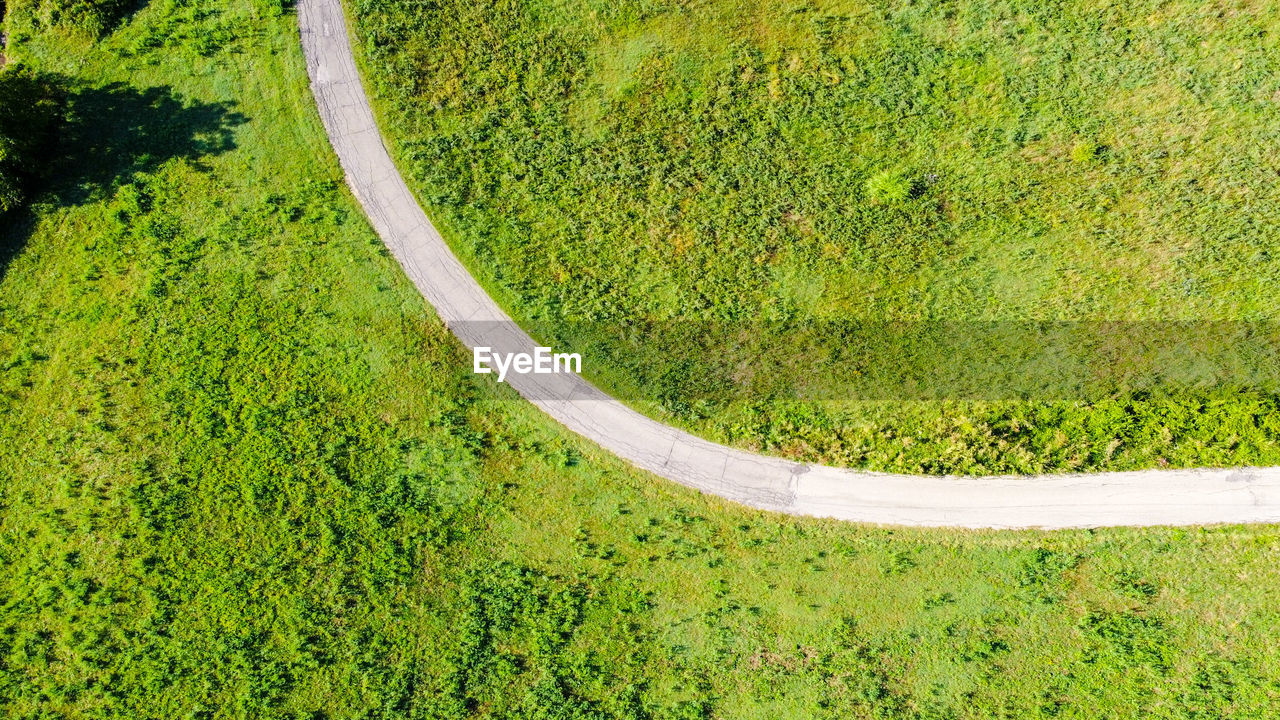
(4, 2, 1280, 718)
(351, 0, 1280, 474)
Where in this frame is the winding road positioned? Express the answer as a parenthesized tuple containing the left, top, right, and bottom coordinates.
(298, 0, 1280, 529)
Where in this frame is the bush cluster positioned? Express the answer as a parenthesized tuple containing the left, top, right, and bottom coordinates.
(7, 0, 134, 38)
(0, 65, 59, 215)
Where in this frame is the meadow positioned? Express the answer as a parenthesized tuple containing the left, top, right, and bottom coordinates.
(5, 1, 1280, 718)
(350, 0, 1280, 473)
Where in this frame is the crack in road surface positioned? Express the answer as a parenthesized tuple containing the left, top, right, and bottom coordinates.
(298, 0, 1280, 528)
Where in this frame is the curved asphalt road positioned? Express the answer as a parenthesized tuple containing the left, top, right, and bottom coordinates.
(298, 0, 1280, 528)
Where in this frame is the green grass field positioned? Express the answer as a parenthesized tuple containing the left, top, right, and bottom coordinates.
(5, 1, 1280, 717)
(350, 0, 1280, 474)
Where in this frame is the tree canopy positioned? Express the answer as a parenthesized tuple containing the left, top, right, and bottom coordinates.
(8, 0, 133, 38)
(0, 66, 59, 215)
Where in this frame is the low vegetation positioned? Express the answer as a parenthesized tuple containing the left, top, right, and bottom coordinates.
(351, 0, 1280, 474)
(3, 2, 1280, 718)
(5, 0, 136, 37)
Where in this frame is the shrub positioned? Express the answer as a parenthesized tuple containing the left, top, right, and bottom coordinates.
(864, 167, 915, 205)
(1071, 139, 1101, 164)
(0, 65, 60, 215)
(8, 0, 134, 38)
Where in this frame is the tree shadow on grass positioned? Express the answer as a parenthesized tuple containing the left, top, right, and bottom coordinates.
(0, 76, 247, 279)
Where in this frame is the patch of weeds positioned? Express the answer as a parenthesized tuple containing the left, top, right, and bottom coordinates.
(1080, 609, 1173, 672)
(881, 549, 916, 576)
(1070, 139, 1104, 164)
(1114, 569, 1159, 600)
(1018, 547, 1078, 604)
(864, 167, 916, 205)
(922, 592, 955, 610)
(1179, 656, 1243, 719)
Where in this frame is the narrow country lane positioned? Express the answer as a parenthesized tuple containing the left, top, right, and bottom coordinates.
(298, 0, 1280, 528)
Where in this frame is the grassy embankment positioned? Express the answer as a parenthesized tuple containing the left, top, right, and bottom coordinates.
(352, 0, 1280, 474)
(3, 1, 1280, 717)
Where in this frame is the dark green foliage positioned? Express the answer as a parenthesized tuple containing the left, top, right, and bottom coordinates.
(0, 66, 59, 214)
(1018, 547, 1078, 604)
(1080, 610, 1173, 672)
(7, 0, 134, 37)
(1179, 658, 1244, 720)
(432, 563, 658, 719)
